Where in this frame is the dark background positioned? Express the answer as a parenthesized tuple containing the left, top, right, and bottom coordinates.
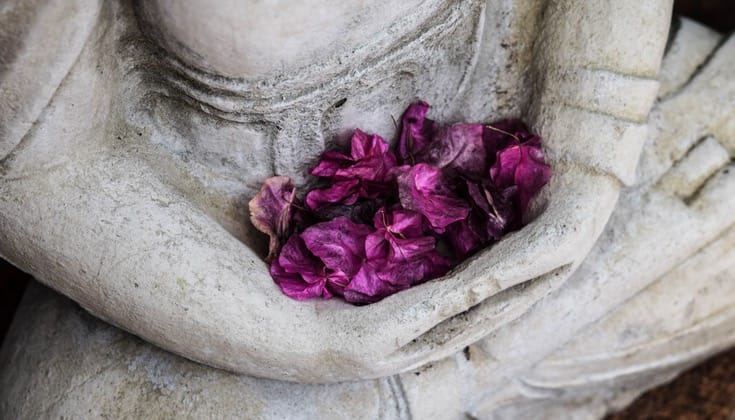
(1, 1, 734, 417)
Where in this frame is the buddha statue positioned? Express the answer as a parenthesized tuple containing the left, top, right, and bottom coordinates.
(1, 0, 733, 418)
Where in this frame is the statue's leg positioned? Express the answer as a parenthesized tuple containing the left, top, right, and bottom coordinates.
(0, 282, 415, 420)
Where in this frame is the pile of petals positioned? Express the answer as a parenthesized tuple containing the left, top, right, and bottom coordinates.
(249, 101, 552, 305)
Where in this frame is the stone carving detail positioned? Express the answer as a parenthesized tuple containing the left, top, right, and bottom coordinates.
(0, 0, 672, 382)
(1, 0, 734, 418)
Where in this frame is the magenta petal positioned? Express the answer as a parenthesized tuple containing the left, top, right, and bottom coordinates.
(305, 179, 361, 210)
(409, 250, 452, 282)
(424, 123, 487, 180)
(335, 154, 397, 184)
(308, 129, 398, 210)
(347, 205, 452, 303)
(343, 263, 404, 304)
(350, 128, 391, 159)
(444, 182, 517, 259)
(364, 231, 391, 261)
(311, 129, 397, 183)
(389, 236, 436, 262)
(334, 130, 397, 183)
(310, 150, 353, 178)
(396, 164, 470, 232)
(367, 207, 442, 264)
(270, 260, 331, 300)
(483, 119, 529, 165)
(248, 176, 299, 262)
(301, 217, 373, 277)
(466, 182, 517, 239)
(277, 235, 323, 275)
(344, 251, 450, 304)
(372, 207, 425, 238)
(364, 230, 436, 262)
(398, 101, 439, 164)
(444, 218, 486, 259)
(271, 236, 332, 300)
(490, 138, 552, 215)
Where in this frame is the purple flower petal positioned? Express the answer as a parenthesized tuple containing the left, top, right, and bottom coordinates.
(271, 235, 332, 300)
(305, 179, 361, 210)
(444, 217, 486, 259)
(396, 163, 470, 232)
(350, 128, 391, 159)
(466, 182, 517, 239)
(248, 176, 299, 262)
(368, 207, 435, 261)
(270, 260, 332, 301)
(301, 217, 373, 277)
(307, 130, 398, 210)
(343, 263, 404, 304)
(345, 207, 451, 304)
(398, 101, 439, 164)
(375, 207, 425, 238)
(310, 150, 353, 178)
(483, 119, 529, 166)
(490, 137, 552, 215)
(311, 129, 397, 182)
(277, 234, 323, 275)
(444, 182, 517, 259)
(334, 131, 397, 184)
(423, 123, 487, 180)
(343, 252, 450, 304)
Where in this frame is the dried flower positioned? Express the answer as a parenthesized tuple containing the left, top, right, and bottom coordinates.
(248, 176, 300, 262)
(490, 135, 552, 215)
(306, 129, 397, 210)
(396, 163, 471, 232)
(251, 100, 552, 304)
(398, 101, 438, 164)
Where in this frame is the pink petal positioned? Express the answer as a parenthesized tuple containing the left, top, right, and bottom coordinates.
(396, 164, 470, 232)
(310, 150, 353, 178)
(277, 234, 324, 276)
(270, 260, 331, 300)
(424, 123, 487, 180)
(490, 138, 552, 215)
(343, 253, 450, 304)
(350, 129, 391, 159)
(305, 179, 361, 210)
(372, 207, 425, 238)
(398, 101, 439, 164)
(343, 263, 404, 304)
(270, 235, 332, 300)
(248, 176, 299, 262)
(301, 217, 373, 277)
(483, 119, 529, 165)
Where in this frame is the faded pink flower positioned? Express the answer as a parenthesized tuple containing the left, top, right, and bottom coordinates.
(248, 176, 300, 262)
(306, 129, 397, 210)
(423, 123, 487, 180)
(396, 163, 470, 232)
(490, 136, 552, 216)
(398, 101, 438, 164)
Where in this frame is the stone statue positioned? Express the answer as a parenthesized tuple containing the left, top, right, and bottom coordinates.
(0, 0, 733, 418)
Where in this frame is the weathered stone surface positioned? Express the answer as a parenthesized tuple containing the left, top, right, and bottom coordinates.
(2, 22, 733, 417)
(0, 0, 672, 381)
(465, 18, 735, 418)
(2, 0, 734, 415)
(0, 284, 407, 420)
